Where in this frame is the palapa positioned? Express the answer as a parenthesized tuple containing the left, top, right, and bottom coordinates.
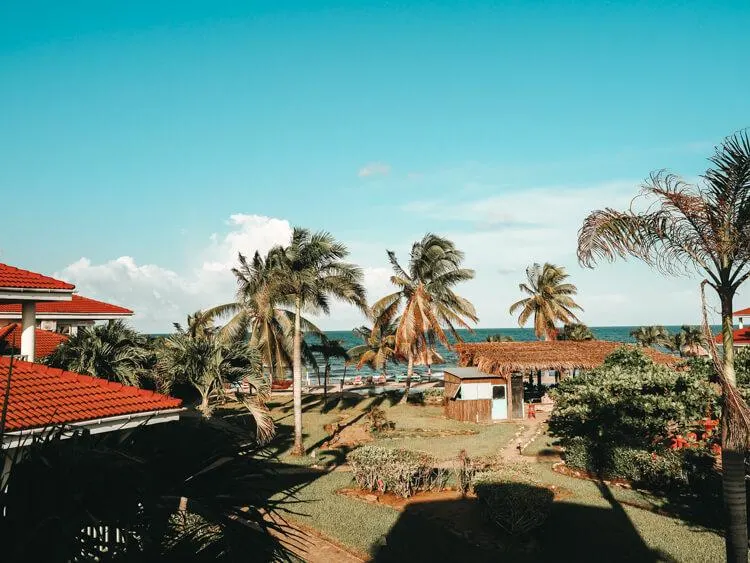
(455, 340, 680, 375)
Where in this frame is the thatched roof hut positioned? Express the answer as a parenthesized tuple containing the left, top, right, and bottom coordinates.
(455, 341, 680, 375)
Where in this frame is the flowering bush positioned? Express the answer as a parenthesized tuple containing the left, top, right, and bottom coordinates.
(347, 446, 448, 498)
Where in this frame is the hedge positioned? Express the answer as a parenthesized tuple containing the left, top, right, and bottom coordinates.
(473, 471, 554, 534)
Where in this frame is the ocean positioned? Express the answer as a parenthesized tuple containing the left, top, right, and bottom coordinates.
(303, 326, 712, 383)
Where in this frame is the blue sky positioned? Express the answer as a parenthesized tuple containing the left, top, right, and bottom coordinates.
(2, 1, 749, 331)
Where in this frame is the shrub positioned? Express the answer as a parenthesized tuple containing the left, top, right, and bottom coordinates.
(473, 471, 554, 534)
(365, 407, 395, 433)
(422, 387, 444, 404)
(347, 446, 447, 498)
(454, 449, 479, 495)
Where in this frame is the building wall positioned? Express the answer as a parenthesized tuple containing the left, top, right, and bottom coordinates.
(444, 372, 509, 423)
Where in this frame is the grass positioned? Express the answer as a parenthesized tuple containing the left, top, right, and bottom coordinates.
(265, 392, 518, 464)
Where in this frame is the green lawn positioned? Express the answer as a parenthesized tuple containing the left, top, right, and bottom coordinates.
(265, 393, 519, 464)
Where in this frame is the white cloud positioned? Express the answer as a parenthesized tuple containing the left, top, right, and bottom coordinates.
(358, 162, 391, 177)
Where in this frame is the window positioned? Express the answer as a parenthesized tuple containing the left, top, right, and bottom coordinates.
(458, 382, 493, 400)
(493, 385, 506, 400)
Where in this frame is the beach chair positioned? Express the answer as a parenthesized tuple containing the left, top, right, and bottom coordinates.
(376, 374, 387, 385)
(352, 375, 363, 386)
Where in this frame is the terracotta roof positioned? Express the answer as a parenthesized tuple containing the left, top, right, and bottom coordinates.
(734, 307, 750, 317)
(456, 341, 681, 375)
(0, 357, 182, 432)
(714, 328, 750, 345)
(0, 263, 75, 291)
(0, 295, 132, 316)
(0, 324, 68, 358)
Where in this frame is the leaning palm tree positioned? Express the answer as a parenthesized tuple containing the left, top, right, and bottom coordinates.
(577, 130, 750, 562)
(557, 323, 595, 341)
(372, 234, 478, 401)
(629, 325, 669, 348)
(45, 320, 150, 386)
(510, 263, 583, 340)
(309, 336, 348, 401)
(347, 322, 399, 379)
(271, 228, 367, 455)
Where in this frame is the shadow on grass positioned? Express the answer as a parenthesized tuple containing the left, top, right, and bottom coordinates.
(371, 482, 671, 563)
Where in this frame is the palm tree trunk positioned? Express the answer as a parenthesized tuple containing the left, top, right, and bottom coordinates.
(323, 362, 330, 402)
(291, 296, 304, 456)
(536, 370, 542, 388)
(719, 290, 747, 562)
(340, 363, 347, 393)
(400, 351, 414, 404)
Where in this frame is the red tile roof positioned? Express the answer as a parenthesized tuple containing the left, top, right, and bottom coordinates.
(0, 263, 75, 290)
(714, 327, 750, 345)
(0, 295, 132, 316)
(734, 307, 750, 317)
(0, 324, 68, 358)
(0, 357, 182, 432)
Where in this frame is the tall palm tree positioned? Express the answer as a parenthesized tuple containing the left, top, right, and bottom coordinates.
(271, 228, 367, 455)
(557, 323, 595, 341)
(156, 318, 273, 443)
(577, 131, 750, 562)
(205, 251, 321, 383)
(347, 322, 399, 377)
(509, 263, 583, 340)
(372, 234, 477, 401)
(309, 336, 348, 401)
(629, 325, 669, 348)
(45, 320, 150, 386)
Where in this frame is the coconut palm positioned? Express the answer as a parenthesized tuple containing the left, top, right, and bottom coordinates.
(680, 325, 707, 356)
(372, 234, 478, 401)
(509, 263, 583, 340)
(485, 333, 514, 342)
(557, 323, 595, 341)
(629, 325, 669, 348)
(270, 228, 367, 455)
(156, 318, 273, 443)
(577, 131, 750, 562)
(45, 320, 150, 386)
(309, 336, 348, 401)
(348, 322, 399, 378)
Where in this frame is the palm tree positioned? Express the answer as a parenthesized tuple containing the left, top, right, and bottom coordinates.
(577, 131, 750, 562)
(509, 263, 583, 340)
(372, 234, 478, 401)
(271, 228, 367, 455)
(309, 336, 348, 401)
(557, 323, 595, 341)
(347, 322, 399, 379)
(680, 325, 707, 356)
(485, 333, 514, 342)
(205, 251, 321, 384)
(629, 325, 669, 348)
(45, 320, 150, 386)
(156, 318, 273, 443)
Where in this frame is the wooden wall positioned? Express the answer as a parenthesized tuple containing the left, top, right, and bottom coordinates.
(445, 398, 492, 423)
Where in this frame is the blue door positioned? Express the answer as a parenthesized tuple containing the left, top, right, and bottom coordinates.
(491, 385, 507, 420)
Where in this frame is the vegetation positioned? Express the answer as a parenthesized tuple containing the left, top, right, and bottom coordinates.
(347, 446, 448, 498)
(509, 263, 583, 340)
(485, 333, 514, 342)
(629, 325, 669, 348)
(156, 315, 273, 442)
(556, 322, 594, 341)
(45, 320, 151, 386)
(473, 469, 554, 534)
(372, 234, 477, 401)
(347, 322, 399, 379)
(578, 131, 750, 562)
(309, 335, 348, 400)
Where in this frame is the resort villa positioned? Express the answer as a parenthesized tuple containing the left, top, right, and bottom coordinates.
(443, 341, 680, 423)
(715, 306, 750, 350)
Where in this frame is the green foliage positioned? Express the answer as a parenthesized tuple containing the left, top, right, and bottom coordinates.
(45, 320, 152, 386)
(473, 470, 554, 534)
(629, 325, 670, 348)
(550, 347, 714, 450)
(557, 322, 595, 341)
(485, 333, 514, 342)
(347, 446, 448, 498)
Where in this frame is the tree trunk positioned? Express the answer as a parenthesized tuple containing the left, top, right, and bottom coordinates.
(198, 390, 211, 416)
(719, 290, 747, 562)
(536, 370, 542, 388)
(340, 363, 347, 393)
(291, 296, 304, 456)
(324, 363, 330, 402)
(400, 351, 414, 404)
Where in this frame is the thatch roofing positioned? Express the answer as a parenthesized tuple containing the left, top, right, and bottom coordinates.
(455, 341, 681, 375)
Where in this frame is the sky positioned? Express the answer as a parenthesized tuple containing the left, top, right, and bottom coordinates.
(1, 1, 749, 332)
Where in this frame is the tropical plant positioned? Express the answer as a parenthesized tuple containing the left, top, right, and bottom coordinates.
(557, 323, 595, 341)
(485, 333, 514, 342)
(347, 322, 399, 376)
(509, 263, 583, 340)
(577, 130, 750, 561)
(156, 317, 273, 443)
(680, 325, 707, 356)
(45, 320, 151, 386)
(309, 336, 348, 400)
(629, 325, 670, 348)
(270, 228, 367, 455)
(0, 417, 295, 562)
(372, 234, 478, 401)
